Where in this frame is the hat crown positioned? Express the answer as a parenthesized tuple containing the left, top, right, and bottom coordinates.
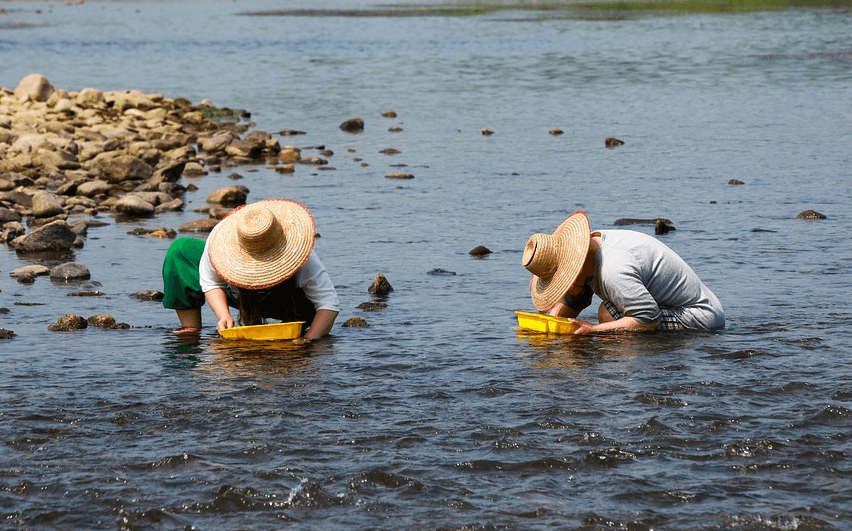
(523, 233, 560, 281)
(237, 207, 283, 254)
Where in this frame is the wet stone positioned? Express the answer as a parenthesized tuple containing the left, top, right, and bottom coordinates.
(728, 179, 745, 185)
(339, 117, 365, 133)
(50, 262, 91, 281)
(368, 273, 393, 296)
(207, 186, 248, 207)
(87, 314, 116, 328)
(655, 219, 677, 235)
(796, 210, 826, 220)
(9, 264, 50, 278)
(357, 301, 387, 312)
(469, 245, 492, 256)
(68, 291, 104, 297)
(342, 317, 370, 328)
(605, 137, 625, 148)
(385, 172, 414, 180)
(0, 329, 15, 339)
(48, 314, 88, 331)
(428, 268, 457, 276)
(178, 218, 219, 233)
(13, 220, 76, 253)
(132, 290, 164, 301)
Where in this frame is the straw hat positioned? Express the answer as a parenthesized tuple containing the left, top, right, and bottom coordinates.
(208, 198, 316, 289)
(523, 210, 591, 312)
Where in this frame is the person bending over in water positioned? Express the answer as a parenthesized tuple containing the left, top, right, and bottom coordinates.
(162, 198, 339, 343)
(523, 210, 724, 334)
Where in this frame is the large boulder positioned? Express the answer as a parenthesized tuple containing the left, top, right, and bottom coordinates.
(14, 74, 55, 102)
(31, 191, 65, 218)
(13, 220, 77, 253)
(96, 155, 154, 183)
(50, 262, 91, 281)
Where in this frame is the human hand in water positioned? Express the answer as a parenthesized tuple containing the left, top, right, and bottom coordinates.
(216, 316, 235, 330)
(292, 336, 313, 345)
(568, 318, 596, 335)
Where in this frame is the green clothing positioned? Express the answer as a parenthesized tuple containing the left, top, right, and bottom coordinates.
(162, 237, 208, 310)
(162, 237, 315, 326)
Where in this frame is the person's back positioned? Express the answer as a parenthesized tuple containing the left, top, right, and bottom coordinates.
(592, 230, 725, 330)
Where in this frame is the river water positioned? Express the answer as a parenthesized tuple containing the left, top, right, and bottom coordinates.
(1, 1, 851, 529)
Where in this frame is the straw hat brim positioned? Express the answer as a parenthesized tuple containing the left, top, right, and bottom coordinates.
(208, 199, 316, 289)
(528, 211, 591, 312)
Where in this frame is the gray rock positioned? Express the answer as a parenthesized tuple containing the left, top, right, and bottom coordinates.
(339, 117, 365, 133)
(96, 155, 154, 183)
(131, 290, 164, 301)
(76, 179, 111, 197)
(13, 220, 76, 253)
(0, 207, 22, 223)
(114, 195, 155, 217)
(50, 262, 91, 281)
(31, 191, 65, 218)
(14, 73, 54, 102)
(207, 186, 247, 207)
(9, 264, 50, 278)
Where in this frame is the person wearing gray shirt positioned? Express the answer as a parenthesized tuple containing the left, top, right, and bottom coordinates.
(523, 211, 724, 334)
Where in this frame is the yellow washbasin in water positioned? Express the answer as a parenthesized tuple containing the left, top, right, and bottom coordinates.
(515, 311, 577, 335)
(218, 321, 305, 341)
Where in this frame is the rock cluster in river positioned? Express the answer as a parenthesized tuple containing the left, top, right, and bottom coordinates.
(0, 73, 290, 253)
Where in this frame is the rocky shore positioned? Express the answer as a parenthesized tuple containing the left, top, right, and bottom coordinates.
(0, 73, 327, 335)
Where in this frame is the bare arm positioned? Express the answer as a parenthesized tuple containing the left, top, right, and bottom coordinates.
(294, 309, 338, 344)
(570, 315, 659, 335)
(204, 288, 235, 330)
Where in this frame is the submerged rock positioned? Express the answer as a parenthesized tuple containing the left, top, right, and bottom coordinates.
(50, 262, 91, 281)
(368, 273, 393, 296)
(357, 301, 387, 312)
(131, 290, 164, 301)
(48, 314, 88, 331)
(796, 210, 826, 219)
(339, 117, 364, 133)
(469, 245, 492, 257)
(342, 317, 370, 328)
(385, 172, 414, 180)
(655, 219, 676, 235)
(0, 329, 15, 339)
(605, 137, 625, 148)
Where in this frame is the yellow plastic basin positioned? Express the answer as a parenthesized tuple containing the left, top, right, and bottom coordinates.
(218, 321, 305, 341)
(515, 311, 577, 335)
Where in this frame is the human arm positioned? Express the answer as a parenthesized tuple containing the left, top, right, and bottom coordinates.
(569, 315, 660, 335)
(293, 253, 340, 344)
(294, 309, 338, 344)
(204, 287, 235, 330)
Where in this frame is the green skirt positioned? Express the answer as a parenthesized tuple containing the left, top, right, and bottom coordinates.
(162, 237, 211, 310)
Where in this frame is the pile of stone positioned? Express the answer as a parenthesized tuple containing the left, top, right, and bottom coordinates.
(0, 73, 287, 253)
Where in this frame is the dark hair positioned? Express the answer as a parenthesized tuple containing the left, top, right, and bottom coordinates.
(236, 276, 313, 326)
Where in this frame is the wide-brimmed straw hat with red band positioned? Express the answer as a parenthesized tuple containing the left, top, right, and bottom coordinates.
(523, 210, 591, 312)
(208, 198, 316, 290)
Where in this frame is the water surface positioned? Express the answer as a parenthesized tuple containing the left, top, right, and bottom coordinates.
(1, 1, 851, 529)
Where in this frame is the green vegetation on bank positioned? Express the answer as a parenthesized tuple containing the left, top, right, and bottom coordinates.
(238, 1, 852, 19)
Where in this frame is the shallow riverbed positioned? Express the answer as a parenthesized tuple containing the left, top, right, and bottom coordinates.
(1, 1, 851, 529)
